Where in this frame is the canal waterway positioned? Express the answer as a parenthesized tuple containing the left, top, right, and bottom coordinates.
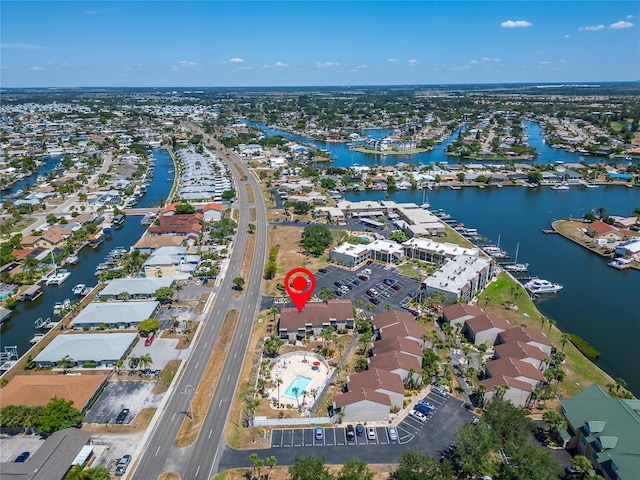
(251, 120, 640, 395)
(0, 149, 174, 363)
(1, 155, 62, 198)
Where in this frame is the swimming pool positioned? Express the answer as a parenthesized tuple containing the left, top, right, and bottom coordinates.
(284, 375, 312, 398)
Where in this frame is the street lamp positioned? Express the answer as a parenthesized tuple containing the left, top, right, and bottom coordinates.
(182, 384, 195, 419)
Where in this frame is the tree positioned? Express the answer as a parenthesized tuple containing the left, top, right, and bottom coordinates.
(34, 397, 84, 435)
(483, 398, 534, 451)
(222, 189, 236, 201)
(389, 230, 409, 243)
(65, 464, 110, 480)
(560, 332, 570, 352)
(175, 202, 195, 214)
(137, 318, 160, 336)
(337, 458, 374, 480)
(301, 224, 333, 256)
(293, 201, 311, 215)
(453, 421, 497, 477)
(138, 353, 153, 371)
(289, 455, 333, 480)
(395, 450, 454, 480)
(318, 287, 337, 302)
(57, 355, 75, 373)
(248, 453, 264, 480)
(154, 286, 174, 304)
(542, 410, 566, 434)
(233, 277, 245, 290)
(265, 455, 278, 479)
(571, 455, 593, 479)
(263, 334, 285, 357)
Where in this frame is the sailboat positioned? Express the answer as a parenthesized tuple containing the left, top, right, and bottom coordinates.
(45, 252, 71, 286)
(420, 190, 430, 209)
(503, 243, 529, 272)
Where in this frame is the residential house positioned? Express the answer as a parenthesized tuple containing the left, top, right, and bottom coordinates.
(344, 367, 405, 409)
(441, 303, 486, 329)
(462, 313, 512, 346)
(333, 387, 391, 423)
(373, 310, 426, 350)
(367, 350, 422, 385)
(497, 326, 553, 355)
(202, 203, 224, 222)
(372, 335, 424, 361)
(494, 341, 549, 371)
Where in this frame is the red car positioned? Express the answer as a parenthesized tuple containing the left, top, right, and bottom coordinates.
(144, 333, 155, 346)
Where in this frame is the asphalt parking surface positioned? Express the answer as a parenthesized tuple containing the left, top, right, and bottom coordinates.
(84, 381, 162, 424)
(129, 337, 179, 370)
(313, 263, 421, 314)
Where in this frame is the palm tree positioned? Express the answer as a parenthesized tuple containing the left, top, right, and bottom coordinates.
(139, 353, 153, 371)
(494, 384, 509, 401)
(57, 355, 75, 373)
(547, 318, 556, 335)
(248, 453, 263, 480)
(475, 383, 486, 408)
(560, 333, 570, 352)
(292, 387, 301, 409)
(275, 378, 283, 406)
(265, 455, 278, 479)
(540, 316, 547, 332)
(615, 377, 627, 393)
(128, 355, 140, 372)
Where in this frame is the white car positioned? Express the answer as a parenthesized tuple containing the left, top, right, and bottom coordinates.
(366, 426, 377, 440)
(409, 410, 428, 423)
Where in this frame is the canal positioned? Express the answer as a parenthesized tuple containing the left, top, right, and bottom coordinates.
(0, 149, 174, 362)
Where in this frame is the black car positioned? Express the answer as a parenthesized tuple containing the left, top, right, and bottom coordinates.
(15, 452, 30, 463)
(383, 278, 396, 285)
(318, 268, 327, 273)
(346, 424, 355, 441)
(115, 408, 130, 424)
(334, 281, 343, 288)
(352, 279, 361, 286)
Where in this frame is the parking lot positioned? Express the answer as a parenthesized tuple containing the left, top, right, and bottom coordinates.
(270, 388, 470, 454)
(313, 263, 421, 315)
(84, 381, 162, 425)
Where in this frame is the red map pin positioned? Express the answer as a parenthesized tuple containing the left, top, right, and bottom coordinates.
(284, 267, 316, 312)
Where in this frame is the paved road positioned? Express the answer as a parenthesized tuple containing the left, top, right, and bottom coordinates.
(130, 135, 268, 478)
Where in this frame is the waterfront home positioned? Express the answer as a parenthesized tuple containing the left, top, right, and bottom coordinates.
(422, 254, 495, 303)
(559, 384, 640, 480)
(143, 246, 199, 278)
(496, 326, 553, 355)
(441, 303, 486, 328)
(20, 229, 68, 249)
(462, 313, 512, 346)
(133, 234, 185, 254)
(278, 300, 354, 342)
(403, 238, 479, 264)
(71, 301, 159, 329)
(33, 332, 137, 368)
(367, 239, 405, 263)
(147, 213, 203, 238)
(98, 277, 174, 300)
(493, 341, 548, 371)
(479, 374, 536, 408)
(614, 238, 640, 260)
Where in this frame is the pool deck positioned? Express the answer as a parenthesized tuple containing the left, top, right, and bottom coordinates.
(272, 352, 331, 410)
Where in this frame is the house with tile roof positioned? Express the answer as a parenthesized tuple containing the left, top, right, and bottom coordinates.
(560, 384, 640, 480)
(463, 313, 513, 346)
(494, 341, 549, 370)
(441, 303, 486, 328)
(344, 367, 405, 409)
(497, 326, 553, 355)
(332, 387, 391, 423)
(368, 350, 422, 385)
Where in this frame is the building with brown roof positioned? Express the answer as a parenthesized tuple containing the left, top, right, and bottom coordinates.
(494, 341, 549, 370)
(0, 374, 107, 412)
(373, 310, 426, 349)
(586, 221, 626, 241)
(278, 300, 354, 341)
(332, 387, 391, 423)
(368, 349, 422, 385)
(441, 303, 485, 328)
(147, 213, 203, 238)
(372, 335, 424, 360)
(497, 326, 553, 355)
(462, 313, 512, 346)
(345, 367, 405, 409)
(133, 234, 185, 254)
(484, 357, 546, 388)
(202, 203, 224, 222)
(479, 374, 536, 407)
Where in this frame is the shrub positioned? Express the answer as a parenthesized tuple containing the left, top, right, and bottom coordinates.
(82, 362, 97, 368)
(569, 334, 601, 361)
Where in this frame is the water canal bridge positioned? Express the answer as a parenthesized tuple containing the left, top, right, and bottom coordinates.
(122, 207, 163, 216)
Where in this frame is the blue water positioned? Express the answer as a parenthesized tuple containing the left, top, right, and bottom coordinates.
(1, 155, 62, 198)
(251, 121, 640, 396)
(284, 375, 312, 398)
(137, 149, 175, 208)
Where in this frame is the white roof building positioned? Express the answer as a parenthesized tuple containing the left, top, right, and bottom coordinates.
(71, 301, 159, 329)
(422, 254, 494, 303)
(98, 277, 173, 299)
(34, 333, 137, 367)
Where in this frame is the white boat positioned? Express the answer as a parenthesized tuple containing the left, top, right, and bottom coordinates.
(420, 190, 430, 209)
(503, 243, 528, 272)
(65, 255, 79, 265)
(551, 182, 570, 190)
(72, 283, 86, 295)
(449, 185, 462, 190)
(46, 269, 71, 286)
(608, 258, 631, 270)
(524, 278, 563, 294)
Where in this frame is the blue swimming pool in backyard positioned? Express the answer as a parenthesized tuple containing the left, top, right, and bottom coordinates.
(284, 375, 312, 398)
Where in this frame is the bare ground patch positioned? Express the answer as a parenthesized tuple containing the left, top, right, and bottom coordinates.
(153, 359, 183, 394)
(175, 310, 240, 448)
(245, 183, 255, 204)
(82, 407, 156, 435)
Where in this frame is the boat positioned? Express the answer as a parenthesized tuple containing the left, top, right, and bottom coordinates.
(626, 183, 634, 188)
(449, 185, 462, 190)
(584, 184, 598, 188)
(140, 212, 157, 225)
(551, 181, 570, 190)
(503, 243, 529, 273)
(64, 255, 79, 265)
(420, 191, 430, 209)
(72, 283, 86, 295)
(113, 213, 125, 226)
(524, 278, 564, 294)
(608, 258, 631, 270)
(46, 268, 71, 286)
(30, 334, 45, 345)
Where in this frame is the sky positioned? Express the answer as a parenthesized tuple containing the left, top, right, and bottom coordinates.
(1, 1, 639, 88)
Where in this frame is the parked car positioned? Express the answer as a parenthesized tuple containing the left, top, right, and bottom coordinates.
(358, 275, 369, 281)
(391, 284, 401, 291)
(115, 408, 130, 424)
(315, 427, 324, 441)
(414, 404, 431, 415)
(408, 308, 420, 316)
(351, 279, 361, 286)
(366, 426, 377, 440)
(356, 423, 365, 436)
(376, 283, 386, 290)
(366, 289, 376, 297)
(419, 401, 435, 410)
(409, 410, 428, 422)
(318, 268, 327, 273)
(433, 386, 448, 398)
(384, 278, 396, 285)
(387, 426, 398, 441)
(346, 424, 355, 441)
(14, 452, 30, 463)
(371, 297, 381, 305)
(115, 455, 131, 476)
(334, 281, 343, 288)
(144, 332, 155, 346)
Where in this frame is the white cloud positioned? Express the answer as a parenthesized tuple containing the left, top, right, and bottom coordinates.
(626, 15, 633, 19)
(501, 20, 533, 28)
(355, 64, 368, 69)
(408, 59, 418, 66)
(316, 61, 340, 68)
(481, 57, 500, 62)
(274, 61, 288, 67)
(229, 57, 244, 63)
(610, 20, 634, 29)
(31, 66, 43, 71)
(176, 60, 198, 67)
(386, 58, 399, 63)
(1, 42, 47, 50)
(563, 34, 570, 38)
(539, 61, 551, 65)
(579, 24, 605, 31)
(470, 59, 479, 64)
